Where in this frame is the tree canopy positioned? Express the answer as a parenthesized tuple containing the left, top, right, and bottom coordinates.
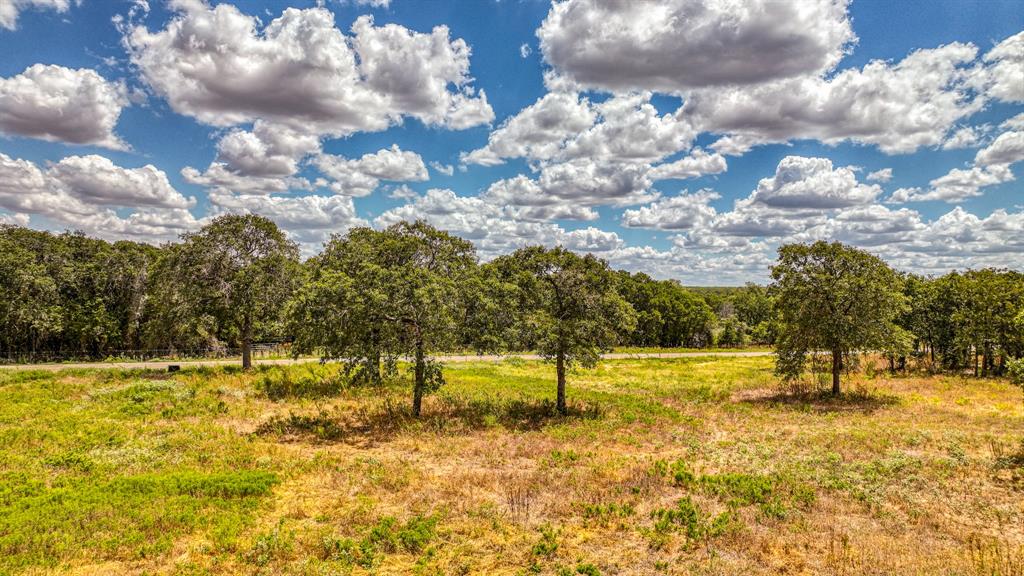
(490, 246, 636, 414)
(290, 221, 478, 415)
(771, 241, 908, 394)
(150, 214, 300, 369)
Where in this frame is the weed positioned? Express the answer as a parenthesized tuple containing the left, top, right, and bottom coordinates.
(532, 525, 559, 558)
(255, 410, 345, 441)
(254, 364, 347, 400)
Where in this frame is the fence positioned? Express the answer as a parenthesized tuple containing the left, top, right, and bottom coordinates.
(0, 342, 293, 365)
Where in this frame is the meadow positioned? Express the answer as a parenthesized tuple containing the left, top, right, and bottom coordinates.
(0, 356, 1021, 575)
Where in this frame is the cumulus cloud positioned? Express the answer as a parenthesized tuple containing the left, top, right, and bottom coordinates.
(481, 175, 599, 221)
(621, 190, 720, 230)
(0, 152, 199, 242)
(977, 31, 1024, 103)
(461, 91, 596, 166)
(750, 156, 880, 209)
(48, 155, 194, 209)
(429, 161, 454, 176)
(463, 92, 694, 167)
(181, 164, 313, 196)
(125, 3, 492, 135)
(686, 41, 985, 154)
(214, 121, 321, 178)
(314, 144, 429, 197)
(649, 149, 727, 180)
(0, 64, 128, 149)
(537, 0, 855, 92)
(0, 212, 30, 226)
(0, 0, 72, 30)
(974, 128, 1024, 166)
(208, 191, 367, 249)
(941, 126, 981, 150)
(890, 126, 1023, 203)
(375, 187, 619, 258)
(866, 168, 893, 182)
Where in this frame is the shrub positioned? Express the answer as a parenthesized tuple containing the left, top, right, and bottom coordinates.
(1008, 358, 1024, 387)
(532, 525, 559, 558)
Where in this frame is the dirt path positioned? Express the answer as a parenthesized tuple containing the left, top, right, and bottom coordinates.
(0, 351, 772, 371)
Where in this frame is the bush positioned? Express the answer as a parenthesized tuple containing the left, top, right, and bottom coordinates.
(1008, 358, 1024, 387)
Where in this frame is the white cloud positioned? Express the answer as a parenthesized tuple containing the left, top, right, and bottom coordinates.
(519, 43, 531, 58)
(482, 175, 599, 221)
(0, 0, 71, 30)
(866, 168, 893, 182)
(213, 121, 321, 178)
(649, 148, 727, 180)
(314, 144, 429, 197)
(355, 0, 391, 7)
(975, 129, 1024, 166)
(0, 152, 200, 242)
(0, 212, 30, 226)
(890, 126, 1023, 203)
(0, 64, 127, 149)
(978, 31, 1024, 103)
(48, 155, 194, 209)
(889, 164, 1014, 203)
(375, 187, 620, 259)
(537, 0, 855, 92)
(181, 164, 313, 196)
(464, 92, 694, 167)
(750, 156, 881, 209)
(429, 161, 454, 176)
(941, 126, 981, 150)
(208, 190, 367, 249)
(462, 91, 596, 166)
(621, 190, 720, 230)
(126, 4, 492, 135)
(686, 41, 985, 154)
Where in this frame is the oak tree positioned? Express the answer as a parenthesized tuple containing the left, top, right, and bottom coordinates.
(771, 241, 907, 395)
(490, 246, 636, 414)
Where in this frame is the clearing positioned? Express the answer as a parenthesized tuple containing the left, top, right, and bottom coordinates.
(0, 356, 1021, 575)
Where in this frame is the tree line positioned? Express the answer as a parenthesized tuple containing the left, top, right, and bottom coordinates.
(1, 216, 1022, 412)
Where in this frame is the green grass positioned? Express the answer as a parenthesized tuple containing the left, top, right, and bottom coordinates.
(0, 357, 1020, 575)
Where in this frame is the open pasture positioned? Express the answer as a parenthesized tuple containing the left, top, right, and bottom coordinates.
(0, 356, 1021, 575)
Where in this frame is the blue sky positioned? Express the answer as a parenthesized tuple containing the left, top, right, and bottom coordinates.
(0, 0, 1021, 284)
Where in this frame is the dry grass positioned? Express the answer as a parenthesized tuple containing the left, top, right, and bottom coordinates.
(1, 357, 1022, 575)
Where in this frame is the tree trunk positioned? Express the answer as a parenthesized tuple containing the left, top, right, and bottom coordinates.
(241, 319, 252, 370)
(556, 349, 567, 415)
(412, 338, 425, 417)
(831, 349, 842, 396)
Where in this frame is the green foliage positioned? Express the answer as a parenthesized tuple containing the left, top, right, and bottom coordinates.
(147, 215, 300, 368)
(490, 246, 637, 413)
(531, 525, 559, 558)
(0, 470, 277, 569)
(615, 271, 715, 347)
(899, 270, 1024, 375)
(771, 241, 907, 394)
(288, 221, 478, 415)
(650, 497, 734, 542)
(0, 226, 159, 361)
(366, 514, 439, 554)
(1008, 358, 1024, 386)
(254, 364, 347, 400)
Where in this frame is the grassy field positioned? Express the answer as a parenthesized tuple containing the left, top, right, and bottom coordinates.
(0, 357, 1021, 575)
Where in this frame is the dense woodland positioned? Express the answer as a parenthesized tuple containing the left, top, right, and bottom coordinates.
(1, 218, 1022, 388)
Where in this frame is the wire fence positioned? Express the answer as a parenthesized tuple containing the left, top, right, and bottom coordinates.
(0, 342, 294, 365)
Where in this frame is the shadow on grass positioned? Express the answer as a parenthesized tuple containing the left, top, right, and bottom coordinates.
(254, 394, 604, 445)
(736, 386, 900, 415)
